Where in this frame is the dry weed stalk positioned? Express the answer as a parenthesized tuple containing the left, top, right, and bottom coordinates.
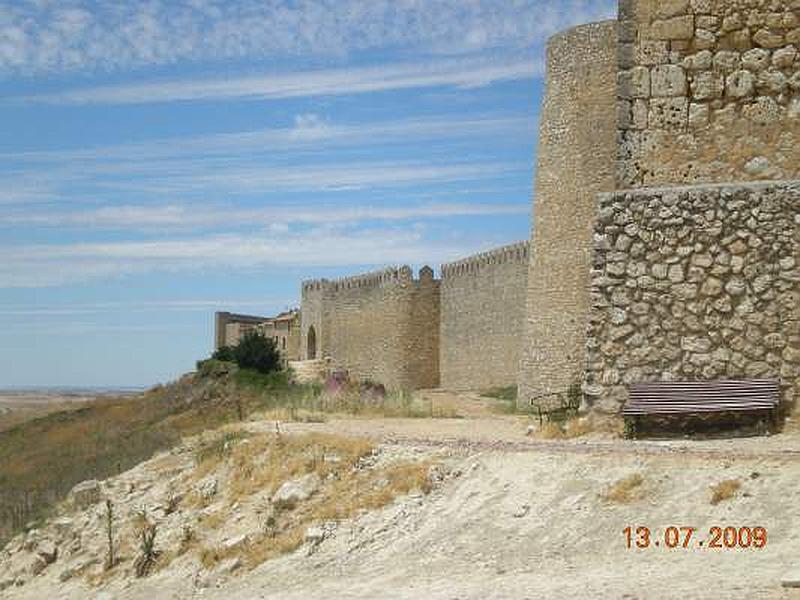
(710, 479, 741, 505)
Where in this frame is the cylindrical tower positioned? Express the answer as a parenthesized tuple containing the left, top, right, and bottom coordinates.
(517, 21, 619, 409)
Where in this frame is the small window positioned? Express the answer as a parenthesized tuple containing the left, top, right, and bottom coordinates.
(282, 338, 286, 349)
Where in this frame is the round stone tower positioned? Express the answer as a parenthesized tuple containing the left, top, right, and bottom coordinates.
(517, 20, 619, 409)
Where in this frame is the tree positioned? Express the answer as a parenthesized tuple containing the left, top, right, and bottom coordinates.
(233, 332, 282, 374)
(212, 345, 235, 362)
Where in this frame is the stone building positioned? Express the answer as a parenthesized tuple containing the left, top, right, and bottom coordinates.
(214, 310, 301, 366)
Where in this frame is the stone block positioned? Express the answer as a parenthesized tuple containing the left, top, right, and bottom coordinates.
(773, 46, 798, 69)
(691, 71, 725, 99)
(757, 69, 787, 94)
(714, 50, 742, 72)
(649, 97, 689, 129)
(657, 0, 690, 19)
(694, 29, 717, 50)
(651, 64, 687, 97)
(688, 102, 710, 128)
(683, 50, 713, 71)
(742, 48, 771, 71)
(650, 16, 695, 40)
(630, 67, 652, 98)
(637, 41, 670, 65)
(726, 70, 756, 98)
(754, 29, 785, 48)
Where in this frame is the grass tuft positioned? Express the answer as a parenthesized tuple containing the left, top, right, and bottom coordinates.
(602, 474, 644, 504)
(710, 479, 741, 505)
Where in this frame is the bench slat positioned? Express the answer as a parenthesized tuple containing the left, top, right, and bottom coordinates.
(623, 378, 780, 417)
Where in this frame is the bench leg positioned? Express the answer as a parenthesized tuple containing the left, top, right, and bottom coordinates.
(623, 417, 637, 439)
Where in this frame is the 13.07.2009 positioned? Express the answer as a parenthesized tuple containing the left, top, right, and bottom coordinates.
(623, 526, 767, 550)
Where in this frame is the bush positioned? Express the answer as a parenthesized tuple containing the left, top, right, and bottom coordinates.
(220, 333, 282, 375)
(196, 358, 237, 378)
(212, 346, 235, 362)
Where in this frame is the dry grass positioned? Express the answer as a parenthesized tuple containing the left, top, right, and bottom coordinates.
(194, 431, 434, 571)
(537, 414, 624, 440)
(0, 378, 252, 544)
(538, 417, 593, 439)
(710, 479, 741, 505)
(602, 474, 645, 504)
(0, 398, 97, 433)
(227, 433, 373, 502)
(783, 413, 800, 434)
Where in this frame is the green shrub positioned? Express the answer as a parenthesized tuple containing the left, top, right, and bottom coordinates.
(196, 358, 237, 378)
(212, 346, 235, 362)
(232, 332, 282, 375)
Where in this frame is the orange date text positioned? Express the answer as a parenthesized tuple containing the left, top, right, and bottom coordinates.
(622, 526, 767, 550)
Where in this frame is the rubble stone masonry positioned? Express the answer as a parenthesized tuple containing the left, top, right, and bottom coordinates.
(585, 181, 800, 413)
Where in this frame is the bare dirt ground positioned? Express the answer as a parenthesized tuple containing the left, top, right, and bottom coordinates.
(3, 390, 800, 599)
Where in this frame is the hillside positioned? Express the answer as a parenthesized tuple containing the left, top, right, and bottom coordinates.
(1, 375, 800, 598)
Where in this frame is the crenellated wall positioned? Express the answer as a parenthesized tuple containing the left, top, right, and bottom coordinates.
(440, 242, 530, 390)
(300, 267, 440, 390)
(617, 0, 800, 188)
(218, 1, 800, 415)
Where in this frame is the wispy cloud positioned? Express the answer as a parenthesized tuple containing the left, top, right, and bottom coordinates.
(0, 1, 616, 77)
(0, 201, 528, 231)
(0, 113, 533, 207)
(0, 300, 283, 316)
(22, 57, 541, 105)
(1, 157, 525, 207)
(0, 227, 507, 288)
(5, 114, 533, 163)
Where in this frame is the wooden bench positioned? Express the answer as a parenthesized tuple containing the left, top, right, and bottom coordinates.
(624, 379, 781, 437)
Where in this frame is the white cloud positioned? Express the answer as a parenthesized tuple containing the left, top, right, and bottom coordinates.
(22, 57, 541, 105)
(0, 201, 528, 231)
(0, 1, 617, 76)
(0, 113, 533, 207)
(0, 299, 283, 316)
(0, 227, 508, 288)
(4, 114, 532, 164)
(1, 156, 525, 205)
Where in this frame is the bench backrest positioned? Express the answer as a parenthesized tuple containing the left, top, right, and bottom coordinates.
(624, 379, 780, 416)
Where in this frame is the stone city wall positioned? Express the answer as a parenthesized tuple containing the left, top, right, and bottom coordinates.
(300, 281, 329, 361)
(300, 267, 440, 390)
(440, 242, 530, 390)
(584, 180, 800, 413)
(617, 0, 800, 188)
(518, 21, 620, 409)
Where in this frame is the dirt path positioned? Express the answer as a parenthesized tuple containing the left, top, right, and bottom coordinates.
(6, 402, 800, 600)
(246, 412, 800, 462)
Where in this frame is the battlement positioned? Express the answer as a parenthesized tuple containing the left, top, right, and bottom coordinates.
(302, 265, 439, 294)
(441, 241, 529, 279)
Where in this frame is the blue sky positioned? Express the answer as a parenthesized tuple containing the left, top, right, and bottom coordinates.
(0, 0, 616, 388)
